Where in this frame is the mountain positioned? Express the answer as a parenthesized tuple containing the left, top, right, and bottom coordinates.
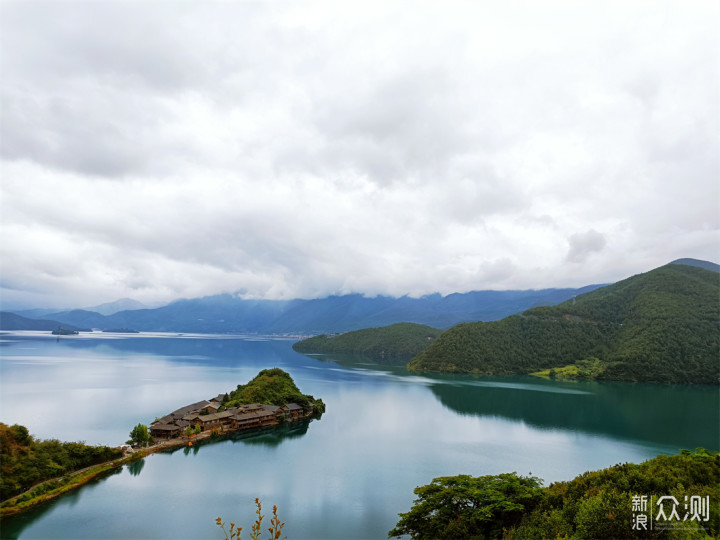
(670, 257, 720, 273)
(292, 322, 443, 363)
(0, 312, 88, 332)
(26, 286, 605, 334)
(409, 263, 720, 384)
(81, 298, 149, 316)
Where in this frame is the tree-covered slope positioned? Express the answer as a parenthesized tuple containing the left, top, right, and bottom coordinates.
(0, 423, 123, 501)
(409, 264, 720, 384)
(292, 322, 443, 363)
(223, 368, 325, 413)
(390, 449, 719, 539)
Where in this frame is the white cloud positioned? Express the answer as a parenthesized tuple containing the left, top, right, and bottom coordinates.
(0, 1, 718, 309)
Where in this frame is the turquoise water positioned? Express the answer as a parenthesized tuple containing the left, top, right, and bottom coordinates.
(1, 332, 717, 539)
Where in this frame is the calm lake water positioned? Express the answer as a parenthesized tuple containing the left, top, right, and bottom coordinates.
(1, 332, 718, 539)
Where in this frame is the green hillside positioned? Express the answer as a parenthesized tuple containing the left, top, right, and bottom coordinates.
(223, 368, 325, 414)
(0, 423, 123, 501)
(292, 322, 443, 363)
(408, 264, 720, 384)
(390, 449, 719, 539)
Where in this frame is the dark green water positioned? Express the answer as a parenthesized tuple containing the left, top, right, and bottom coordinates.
(1, 332, 717, 539)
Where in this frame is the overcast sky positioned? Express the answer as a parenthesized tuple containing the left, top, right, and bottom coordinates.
(1, 1, 718, 310)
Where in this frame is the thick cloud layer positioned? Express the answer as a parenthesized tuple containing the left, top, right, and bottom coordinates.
(1, 1, 718, 309)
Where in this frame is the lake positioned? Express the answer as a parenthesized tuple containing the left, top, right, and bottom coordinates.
(1, 332, 718, 539)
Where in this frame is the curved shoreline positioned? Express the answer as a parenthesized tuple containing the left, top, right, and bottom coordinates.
(0, 417, 318, 518)
(0, 432, 215, 518)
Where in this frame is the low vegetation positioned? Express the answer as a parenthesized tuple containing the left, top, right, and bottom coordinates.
(531, 357, 607, 380)
(292, 322, 443, 363)
(409, 264, 720, 384)
(390, 449, 719, 539)
(0, 423, 123, 501)
(216, 498, 284, 540)
(223, 368, 325, 414)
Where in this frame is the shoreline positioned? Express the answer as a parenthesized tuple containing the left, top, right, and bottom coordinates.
(0, 419, 312, 518)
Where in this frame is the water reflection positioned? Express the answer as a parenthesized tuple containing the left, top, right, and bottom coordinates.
(167, 420, 314, 456)
(1, 467, 124, 540)
(127, 458, 145, 476)
(316, 353, 720, 452)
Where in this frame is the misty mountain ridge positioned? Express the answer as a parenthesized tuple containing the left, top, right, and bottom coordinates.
(4, 286, 607, 334)
(6, 259, 716, 335)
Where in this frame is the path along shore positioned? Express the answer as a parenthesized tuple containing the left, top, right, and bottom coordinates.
(1, 430, 229, 517)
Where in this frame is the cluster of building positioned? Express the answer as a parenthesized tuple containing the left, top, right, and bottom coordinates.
(149, 394, 307, 440)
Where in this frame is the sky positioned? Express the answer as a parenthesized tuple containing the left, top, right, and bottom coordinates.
(1, 1, 718, 310)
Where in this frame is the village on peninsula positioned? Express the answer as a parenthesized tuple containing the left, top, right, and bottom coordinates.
(149, 396, 310, 440)
(147, 367, 325, 444)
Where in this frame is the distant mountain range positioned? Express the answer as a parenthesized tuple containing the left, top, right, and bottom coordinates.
(3, 258, 715, 338)
(0, 312, 88, 332)
(15, 298, 151, 318)
(2, 286, 606, 334)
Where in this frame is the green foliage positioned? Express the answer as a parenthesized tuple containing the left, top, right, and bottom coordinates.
(0, 423, 123, 501)
(391, 450, 720, 539)
(514, 449, 719, 539)
(127, 423, 151, 447)
(225, 367, 324, 414)
(293, 322, 443, 363)
(216, 498, 285, 540)
(410, 264, 720, 384)
(388, 473, 544, 539)
(532, 357, 607, 380)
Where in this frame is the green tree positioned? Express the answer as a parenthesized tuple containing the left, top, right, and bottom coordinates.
(388, 473, 544, 539)
(127, 424, 150, 447)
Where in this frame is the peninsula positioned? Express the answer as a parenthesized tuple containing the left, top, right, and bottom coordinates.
(149, 368, 325, 440)
(0, 368, 324, 517)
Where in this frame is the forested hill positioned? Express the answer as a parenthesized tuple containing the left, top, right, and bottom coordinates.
(292, 323, 443, 363)
(223, 368, 325, 413)
(408, 263, 720, 384)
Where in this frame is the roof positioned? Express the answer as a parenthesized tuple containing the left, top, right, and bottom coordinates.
(283, 403, 303, 411)
(171, 400, 211, 417)
(238, 403, 264, 412)
(198, 411, 234, 423)
(209, 393, 226, 403)
(150, 423, 181, 432)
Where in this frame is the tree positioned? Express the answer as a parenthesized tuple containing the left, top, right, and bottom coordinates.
(127, 424, 151, 447)
(388, 473, 544, 539)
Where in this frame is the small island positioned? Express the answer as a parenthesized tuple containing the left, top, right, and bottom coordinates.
(51, 327, 79, 335)
(102, 328, 140, 333)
